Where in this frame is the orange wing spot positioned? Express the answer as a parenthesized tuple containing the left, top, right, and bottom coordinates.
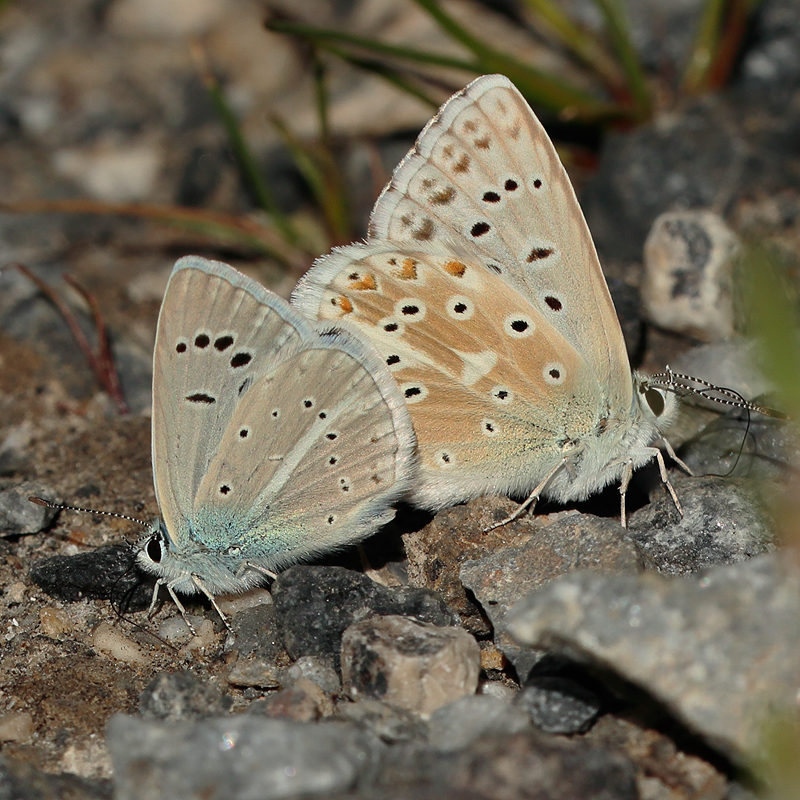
(443, 260, 467, 277)
(348, 273, 377, 291)
(394, 258, 418, 280)
(331, 295, 353, 313)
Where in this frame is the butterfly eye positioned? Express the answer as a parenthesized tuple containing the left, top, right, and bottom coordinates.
(146, 536, 162, 563)
(644, 387, 666, 417)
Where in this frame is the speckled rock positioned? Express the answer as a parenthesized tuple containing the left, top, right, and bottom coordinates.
(107, 714, 384, 800)
(507, 553, 800, 763)
(642, 210, 738, 341)
(460, 513, 643, 679)
(341, 615, 480, 718)
(628, 476, 775, 575)
(0, 481, 59, 535)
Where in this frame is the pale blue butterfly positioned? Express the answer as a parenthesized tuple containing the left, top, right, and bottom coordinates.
(293, 74, 689, 527)
(137, 256, 417, 627)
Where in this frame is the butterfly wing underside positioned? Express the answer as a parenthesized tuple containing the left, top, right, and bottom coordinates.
(368, 74, 633, 416)
(293, 243, 605, 507)
(153, 256, 415, 570)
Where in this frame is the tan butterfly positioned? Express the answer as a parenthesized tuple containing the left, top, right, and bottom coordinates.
(293, 74, 687, 526)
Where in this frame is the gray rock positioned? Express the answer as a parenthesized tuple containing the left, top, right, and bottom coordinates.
(107, 714, 383, 800)
(679, 413, 798, 484)
(514, 677, 601, 735)
(336, 698, 428, 745)
(665, 339, 778, 448)
(284, 656, 341, 695)
(460, 513, 642, 679)
(582, 93, 800, 262)
(507, 553, 800, 763)
(229, 601, 283, 661)
(341, 615, 480, 718)
(0, 481, 59, 534)
(438, 729, 638, 800)
(139, 671, 231, 721)
(427, 695, 530, 752)
(628, 476, 775, 575)
(272, 565, 456, 672)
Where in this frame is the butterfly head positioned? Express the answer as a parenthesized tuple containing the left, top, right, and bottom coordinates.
(135, 520, 263, 597)
(634, 372, 680, 433)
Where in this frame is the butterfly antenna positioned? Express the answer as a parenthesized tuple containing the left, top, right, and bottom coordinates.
(28, 497, 151, 528)
(647, 367, 788, 420)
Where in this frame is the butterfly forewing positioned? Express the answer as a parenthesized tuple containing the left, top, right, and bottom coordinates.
(368, 74, 632, 415)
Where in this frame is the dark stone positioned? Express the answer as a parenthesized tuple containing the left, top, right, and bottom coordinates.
(30, 544, 152, 612)
(515, 676, 601, 735)
(271, 566, 456, 672)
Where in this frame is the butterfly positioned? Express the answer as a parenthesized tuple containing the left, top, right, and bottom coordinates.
(292, 74, 688, 527)
(136, 255, 417, 628)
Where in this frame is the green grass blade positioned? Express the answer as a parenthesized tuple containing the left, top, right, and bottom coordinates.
(191, 43, 301, 248)
(683, 0, 727, 93)
(519, 0, 626, 93)
(412, 0, 622, 120)
(592, 0, 651, 119)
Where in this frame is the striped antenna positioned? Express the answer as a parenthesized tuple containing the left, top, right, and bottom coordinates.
(646, 367, 788, 420)
(28, 497, 151, 528)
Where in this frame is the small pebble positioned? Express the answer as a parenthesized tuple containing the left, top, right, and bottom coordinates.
(157, 615, 204, 644)
(216, 587, 273, 615)
(5, 581, 26, 605)
(39, 607, 73, 638)
(93, 622, 149, 666)
(226, 657, 281, 689)
(0, 711, 35, 743)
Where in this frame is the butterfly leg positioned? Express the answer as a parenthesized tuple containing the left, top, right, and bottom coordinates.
(162, 583, 197, 636)
(483, 458, 568, 533)
(661, 436, 693, 476)
(190, 574, 232, 633)
(618, 459, 634, 529)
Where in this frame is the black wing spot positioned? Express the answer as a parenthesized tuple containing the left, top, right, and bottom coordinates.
(231, 352, 252, 368)
(386, 354, 400, 365)
(319, 411, 327, 419)
(303, 398, 314, 408)
(511, 319, 528, 332)
(401, 304, 419, 316)
(384, 322, 398, 332)
(471, 221, 491, 237)
(239, 428, 249, 438)
(194, 334, 210, 348)
(329, 456, 338, 465)
(505, 179, 518, 191)
(545, 296, 563, 311)
(176, 342, 187, 353)
(326, 432, 338, 440)
(186, 393, 215, 404)
(533, 179, 542, 188)
(219, 485, 231, 495)
(404, 386, 422, 398)
(482, 191, 500, 203)
(527, 248, 554, 262)
(214, 335, 234, 351)
(549, 368, 560, 379)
